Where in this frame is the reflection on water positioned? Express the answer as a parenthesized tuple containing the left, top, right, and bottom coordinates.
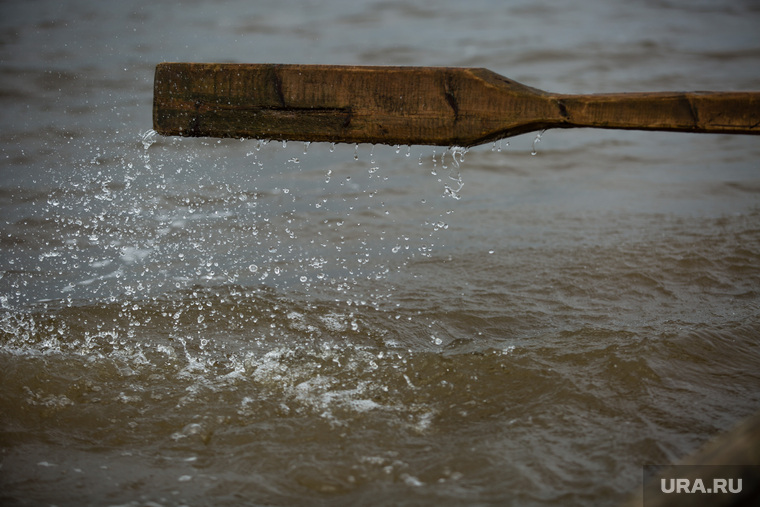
(2, 0, 760, 505)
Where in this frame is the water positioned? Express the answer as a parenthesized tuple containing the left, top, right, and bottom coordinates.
(2, 0, 760, 505)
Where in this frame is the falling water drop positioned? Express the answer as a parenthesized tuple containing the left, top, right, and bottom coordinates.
(353, 144, 359, 160)
(531, 130, 545, 156)
(451, 146, 467, 168)
(405, 145, 412, 157)
(303, 141, 311, 154)
(141, 129, 157, 150)
(330, 142, 335, 152)
(282, 140, 288, 148)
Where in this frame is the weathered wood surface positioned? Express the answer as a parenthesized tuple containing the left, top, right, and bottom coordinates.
(153, 63, 760, 147)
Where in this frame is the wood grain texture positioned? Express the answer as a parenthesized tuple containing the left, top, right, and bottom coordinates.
(153, 63, 760, 146)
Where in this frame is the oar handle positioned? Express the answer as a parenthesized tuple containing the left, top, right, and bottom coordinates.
(554, 91, 760, 135)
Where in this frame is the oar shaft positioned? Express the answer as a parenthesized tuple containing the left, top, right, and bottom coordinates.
(555, 91, 760, 135)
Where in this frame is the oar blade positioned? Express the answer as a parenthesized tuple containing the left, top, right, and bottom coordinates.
(152, 63, 556, 147)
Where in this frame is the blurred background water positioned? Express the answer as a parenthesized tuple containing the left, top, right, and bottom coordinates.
(1, 0, 760, 505)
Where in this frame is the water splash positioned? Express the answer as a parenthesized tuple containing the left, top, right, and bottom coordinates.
(442, 146, 466, 200)
(140, 129, 157, 151)
(1, 137, 469, 310)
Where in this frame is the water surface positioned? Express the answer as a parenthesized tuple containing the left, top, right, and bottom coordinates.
(1, 0, 760, 505)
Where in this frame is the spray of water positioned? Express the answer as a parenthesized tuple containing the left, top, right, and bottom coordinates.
(1, 137, 474, 312)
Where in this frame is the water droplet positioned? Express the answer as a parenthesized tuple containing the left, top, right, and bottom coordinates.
(140, 129, 157, 150)
(450, 146, 467, 168)
(288, 157, 300, 164)
(531, 130, 545, 155)
(330, 142, 335, 152)
(405, 145, 411, 157)
(443, 186, 461, 200)
(282, 140, 287, 148)
(248, 264, 258, 273)
(369, 166, 378, 174)
(303, 141, 311, 154)
(353, 143, 359, 160)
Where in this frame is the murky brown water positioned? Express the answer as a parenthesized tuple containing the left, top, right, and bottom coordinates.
(1, 0, 760, 505)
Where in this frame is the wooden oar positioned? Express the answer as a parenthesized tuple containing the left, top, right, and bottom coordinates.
(153, 63, 760, 147)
